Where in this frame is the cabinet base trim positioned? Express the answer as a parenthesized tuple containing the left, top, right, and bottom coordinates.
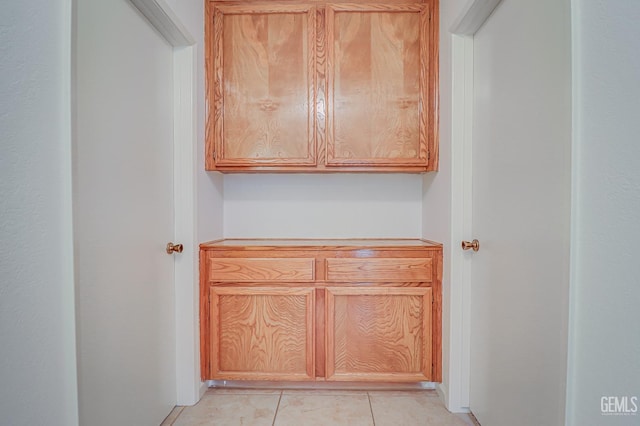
(206, 380, 438, 390)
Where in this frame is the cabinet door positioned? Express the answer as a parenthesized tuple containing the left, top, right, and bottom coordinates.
(209, 286, 315, 380)
(206, 4, 317, 169)
(325, 3, 436, 169)
(326, 287, 432, 381)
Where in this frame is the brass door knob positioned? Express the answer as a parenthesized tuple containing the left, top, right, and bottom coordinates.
(461, 239, 480, 252)
(166, 242, 184, 254)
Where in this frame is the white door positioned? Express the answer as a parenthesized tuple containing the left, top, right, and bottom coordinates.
(74, 0, 177, 424)
(467, 0, 571, 425)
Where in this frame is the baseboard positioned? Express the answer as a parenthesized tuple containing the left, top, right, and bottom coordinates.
(438, 381, 472, 414)
(199, 381, 208, 399)
(437, 382, 448, 405)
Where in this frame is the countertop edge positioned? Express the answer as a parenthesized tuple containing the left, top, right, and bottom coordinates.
(199, 238, 443, 249)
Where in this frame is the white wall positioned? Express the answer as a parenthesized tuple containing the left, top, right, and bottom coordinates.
(422, 0, 469, 412)
(224, 174, 422, 238)
(0, 2, 79, 425)
(567, 1, 640, 424)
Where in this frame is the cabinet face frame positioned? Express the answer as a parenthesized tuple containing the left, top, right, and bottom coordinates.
(205, 0, 439, 172)
(206, 3, 318, 169)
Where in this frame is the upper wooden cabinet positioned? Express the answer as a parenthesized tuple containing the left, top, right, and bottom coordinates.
(206, 0, 439, 172)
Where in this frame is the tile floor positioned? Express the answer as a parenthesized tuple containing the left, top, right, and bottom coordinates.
(162, 388, 478, 425)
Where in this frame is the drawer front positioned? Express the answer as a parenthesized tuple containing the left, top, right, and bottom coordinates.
(209, 258, 315, 282)
(326, 258, 432, 282)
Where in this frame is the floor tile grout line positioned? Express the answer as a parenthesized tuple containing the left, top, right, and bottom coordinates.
(367, 392, 376, 426)
(177, 406, 185, 425)
(271, 391, 283, 426)
(169, 389, 469, 425)
(163, 405, 184, 426)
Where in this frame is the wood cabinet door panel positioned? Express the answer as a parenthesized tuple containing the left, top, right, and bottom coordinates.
(326, 286, 432, 381)
(325, 4, 431, 166)
(210, 287, 315, 380)
(209, 4, 316, 167)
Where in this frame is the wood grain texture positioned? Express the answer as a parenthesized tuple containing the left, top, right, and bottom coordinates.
(315, 6, 327, 167)
(326, 287, 432, 381)
(326, 257, 432, 282)
(325, 4, 429, 166)
(432, 247, 442, 381)
(426, 0, 439, 171)
(315, 288, 326, 377)
(211, 287, 315, 380)
(200, 249, 211, 378)
(212, 0, 430, 3)
(200, 239, 443, 383)
(207, 164, 431, 172)
(209, 257, 315, 281)
(210, 4, 316, 167)
(205, 0, 439, 173)
(201, 238, 442, 249)
(205, 2, 216, 170)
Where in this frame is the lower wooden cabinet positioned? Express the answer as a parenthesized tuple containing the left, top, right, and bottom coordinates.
(200, 239, 442, 383)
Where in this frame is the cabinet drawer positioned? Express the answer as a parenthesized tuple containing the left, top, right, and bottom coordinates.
(208, 258, 315, 282)
(326, 258, 432, 282)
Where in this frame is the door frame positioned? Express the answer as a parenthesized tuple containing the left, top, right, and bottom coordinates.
(128, 0, 203, 405)
(446, 0, 503, 413)
(446, 33, 473, 412)
(129, 0, 504, 410)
